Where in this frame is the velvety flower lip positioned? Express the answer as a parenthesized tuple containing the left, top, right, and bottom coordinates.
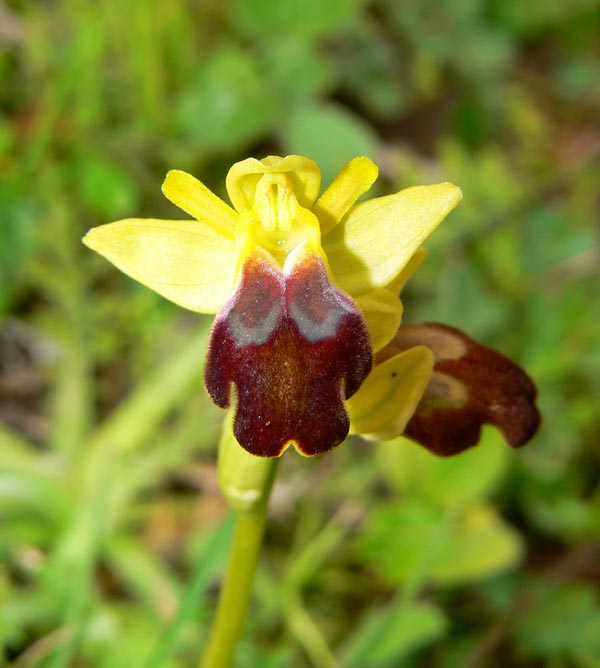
(376, 322, 541, 456)
(83, 155, 464, 458)
(205, 251, 372, 457)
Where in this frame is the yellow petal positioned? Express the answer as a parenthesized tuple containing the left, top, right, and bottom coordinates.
(324, 183, 462, 297)
(348, 345, 434, 440)
(162, 170, 237, 239)
(314, 156, 379, 234)
(83, 219, 237, 313)
(355, 289, 403, 353)
(226, 155, 321, 212)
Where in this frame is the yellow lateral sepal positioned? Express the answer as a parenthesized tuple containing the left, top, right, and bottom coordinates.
(324, 183, 462, 297)
(83, 218, 237, 313)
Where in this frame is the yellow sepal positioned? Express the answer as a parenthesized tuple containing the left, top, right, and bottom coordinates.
(314, 156, 379, 234)
(82, 218, 237, 313)
(324, 183, 462, 297)
(162, 170, 238, 239)
(355, 289, 403, 353)
(348, 345, 434, 440)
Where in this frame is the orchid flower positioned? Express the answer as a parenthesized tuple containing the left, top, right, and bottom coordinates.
(83, 155, 539, 461)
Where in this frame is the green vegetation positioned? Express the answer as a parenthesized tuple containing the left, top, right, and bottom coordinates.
(1, 1, 599, 666)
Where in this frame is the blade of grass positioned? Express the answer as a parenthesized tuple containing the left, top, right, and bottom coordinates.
(89, 325, 209, 455)
(141, 517, 234, 668)
(45, 325, 212, 668)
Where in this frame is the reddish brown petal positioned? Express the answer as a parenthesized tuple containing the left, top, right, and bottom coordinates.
(205, 252, 372, 457)
(378, 323, 541, 456)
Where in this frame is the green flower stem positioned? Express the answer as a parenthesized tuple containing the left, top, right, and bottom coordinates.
(200, 458, 279, 668)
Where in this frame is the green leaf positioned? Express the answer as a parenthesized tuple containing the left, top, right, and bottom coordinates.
(175, 47, 277, 153)
(232, 0, 363, 38)
(358, 497, 444, 585)
(513, 581, 600, 664)
(142, 519, 234, 668)
(263, 39, 333, 105)
(105, 536, 180, 618)
(0, 185, 36, 313)
(336, 31, 412, 119)
(88, 325, 209, 456)
(81, 603, 169, 668)
(0, 423, 37, 470)
(0, 470, 66, 525)
(74, 155, 139, 218)
(358, 499, 522, 586)
(377, 430, 509, 508)
(341, 597, 447, 668)
(431, 503, 523, 585)
(0, 589, 56, 648)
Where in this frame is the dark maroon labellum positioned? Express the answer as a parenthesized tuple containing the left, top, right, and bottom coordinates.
(379, 322, 541, 456)
(205, 252, 372, 457)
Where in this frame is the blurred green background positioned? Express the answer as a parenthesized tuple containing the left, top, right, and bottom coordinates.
(1, 1, 599, 667)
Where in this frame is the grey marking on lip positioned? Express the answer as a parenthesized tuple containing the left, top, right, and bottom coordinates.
(228, 301, 282, 347)
(289, 298, 349, 343)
